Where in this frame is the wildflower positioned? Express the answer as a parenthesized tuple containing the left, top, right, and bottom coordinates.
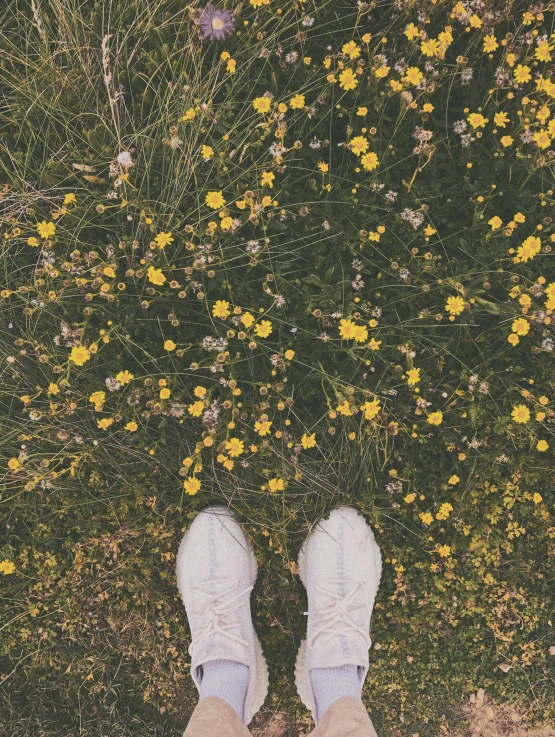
(164, 339, 176, 351)
(448, 475, 459, 485)
(284, 349, 295, 360)
(402, 67, 423, 86)
(261, 171, 275, 188)
(511, 405, 530, 423)
(419, 512, 434, 525)
(213, 300, 231, 318)
(8, 458, 20, 470)
(404, 493, 416, 503)
(199, 3, 235, 41)
(301, 433, 316, 449)
(536, 439, 548, 452)
(290, 94, 305, 109)
(117, 151, 134, 168)
(268, 477, 284, 493)
(184, 476, 201, 495)
(160, 388, 171, 400)
(493, 112, 509, 127)
(483, 35, 498, 53)
(436, 502, 453, 520)
(194, 386, 207, 398)
(360, 398, 381, 420)
(97, 418, 114, 430)
(205, 190, 226, 209)
(512, 318, 529, 336)
(533, 492, 543, 504)
(508, 333, 519, 346)
(70, 346, 91, 366)
(188, 401, 204, 417)
(515, 236, 541, 263)
(147, 266, 166, 285)
(36, 221, 56, 239)
(513, 65, 531, 84)
(89, 391, 105, 408)
(406, 368, 421, 386)
(241, 312, 255, 328)
(437, 544, 451, 557)
(27, 237, 39, 246)
(252, 96, 272, 114)
(0, 560, 16, 575)
(252, 418, 272, 436)
(254, 320, 272, 338)
(500, 135, 514, 147)
(427, 411, 443, 425)
(116, 370, 134, 385)
(225, 438, 244, 457)
(445, 296, 465, 315)
(350, 136, 369, 155)
(250, 0, 269, 7)
(64, 192, 76, 204)
(467, 113, 488, 129)
(488, 216, 502, 230)
(533, 130, 551, 149)
(360, 152, 379, 171)
(125, 421, 138, 431)
(154, 232, 174, 248)
(339, 68, 358, 90)
(336, 400, 352, 416)
(342, 41, 360, 59)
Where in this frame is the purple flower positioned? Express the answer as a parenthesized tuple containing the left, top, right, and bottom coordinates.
(199, 3, 235, 41)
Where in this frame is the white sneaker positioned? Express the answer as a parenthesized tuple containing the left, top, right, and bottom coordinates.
(295, 506, 382, 721)
(176, 506, 269, 724)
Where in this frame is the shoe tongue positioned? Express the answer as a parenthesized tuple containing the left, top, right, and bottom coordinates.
(306, 626, 369, 671)
(192, 632, 250, 672)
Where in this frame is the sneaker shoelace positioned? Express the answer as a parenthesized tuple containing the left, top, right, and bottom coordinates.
(189, 577, 253, 656)
(305, 577, 371, 650)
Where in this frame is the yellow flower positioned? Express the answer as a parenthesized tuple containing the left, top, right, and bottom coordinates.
(255, 419, 272, 436)
(427, 411, 443, 425)
(402, 66, 423, 86)
(241, 312, 255, 328)
(64, 193, 76, 204)
(513, 64, 531, 84)
(89, 390, 105, 407)
(368, 338, 381, 350)
(511, 318, 529, 336)
(225, 438, 245, 457)
(342, 40, 361, 59)
(356, 106, 368, 116)
(500, 135, 514, 147)
(116, 370, 134, 385)
(339, 68, 358, 90)
(533, 130, 551, 149)
(254, 320, 272, 338)
(374, 65, 390, 79)
(284, 349, 295, 360)
(404, 493, 416, 503)
(164, 339, 176, 351)
(538, 396, 549, 405)
(448, 475, 460, 485)
(436, 502, 453, 520)
(160, 387, 171, 400)
(360, 398, 381, 420)
(154, 231, 174, 248)
(336, 400, 352, 416)
(290, 94, 305, 109)
(194, 386, 207, 398)
(508, 333, 519, 346)
(213, 300, 231, 319)
(48, 383, 59, 395)
(420, 39, 440, 57)
(317, 161, 329, 173)
(536, 439, 548, 452)
(533, 492, 543, 504)
(70, 345, 91, 366)
(406, 368, 421, 386)
(360, 152, 379, 171)
(445, 295, 465, 315)
(147, 266, 166, 285)
(493, 111, 509, 127)
(467, 113, 488, 129)
(201, 145, 214, 158)
(252, 96, 272, 113)
(352, 324, 368, 343)
(483, 35, 499, 53)
(437, 544, 451, 557)
(350, 136, 369, 155)
(404, 23, 420, 41)
(301, 433, 316, 449)
(36, 221, 56, 239)
(261, 171, 275, 188)
(268, 477, 284, 493)
(535, 40, 553, 62)
(205, 191, 226, 209)
(422, 103, 434, 113)
(419, 512, 434, 525)
(488, 216, 503, 230)
(8, 458, 20, 470)
(515, 235, 541, 263)
(27, 236, 39, 247)
(125, 421, 138, 432)
(250, 0, 269, 7)
(184, 476, 201, 495)
(188, 401, 204, 417)
(511, 404, 530, 423)
(97, 418, 114, 430)
(0, 560, 16, 575)
(227, 59, 236, 73)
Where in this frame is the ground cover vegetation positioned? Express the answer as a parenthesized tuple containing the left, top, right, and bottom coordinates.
(0, 0, 554, 734)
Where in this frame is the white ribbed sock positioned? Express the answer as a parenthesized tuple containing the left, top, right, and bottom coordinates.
(310, 664, 362, 721)
(198, 659, 250, 721)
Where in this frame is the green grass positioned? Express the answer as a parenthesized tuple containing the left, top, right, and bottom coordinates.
(0, 0, 554, 734)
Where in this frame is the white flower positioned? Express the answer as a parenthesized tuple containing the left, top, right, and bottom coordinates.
(117, 151, 134, 169)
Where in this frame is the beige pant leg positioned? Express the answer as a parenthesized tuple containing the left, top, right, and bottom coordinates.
(311, 697, 379, 737)
(184, 697, 252, 737)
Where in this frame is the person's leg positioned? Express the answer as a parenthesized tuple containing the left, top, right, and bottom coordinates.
(184, 697, 252, 737)
(176, 506, 269, 731)
(311, 696, 379, 737)
(295, 506, 382, 725)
